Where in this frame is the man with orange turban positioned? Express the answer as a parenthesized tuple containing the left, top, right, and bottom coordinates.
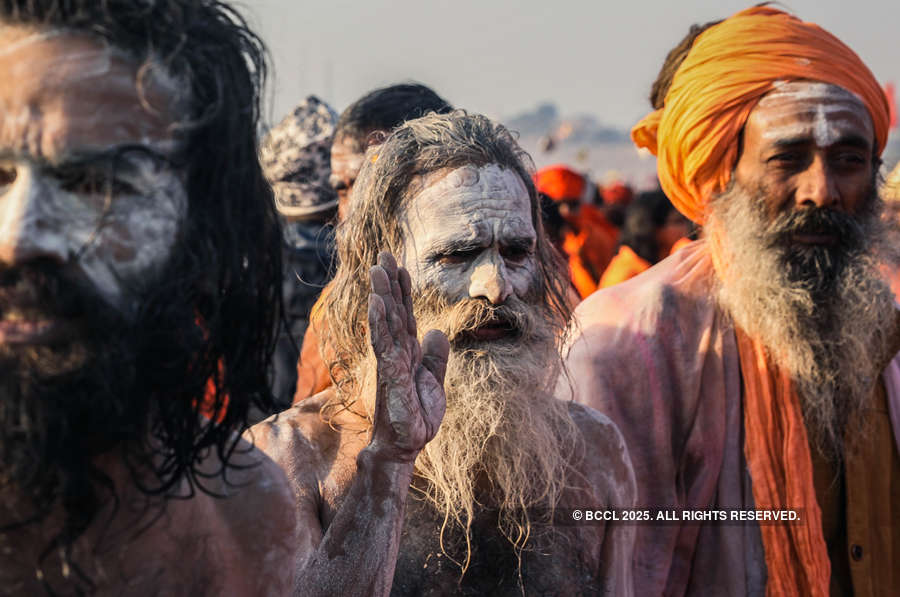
(561, 6, 900, 596)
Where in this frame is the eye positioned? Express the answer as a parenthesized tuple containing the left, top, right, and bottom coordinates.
(436, 248, 481, 265)
(768, 152, 802, 165)
(0, 165, 16, 189)
(501, 245, 532, 264)
(831, 151, 868, 169)
(58, 169, 137, 198)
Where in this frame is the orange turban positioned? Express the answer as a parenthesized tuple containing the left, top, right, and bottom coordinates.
(632, 6, 891, 224)
(534, 165, 587, 202)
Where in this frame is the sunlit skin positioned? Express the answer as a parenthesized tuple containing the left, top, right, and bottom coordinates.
(329, 134, 365, 221)
(733, 81, 876, 244)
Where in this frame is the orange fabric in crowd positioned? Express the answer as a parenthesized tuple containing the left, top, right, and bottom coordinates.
(669, 236, 693, 256)
(534, 164, 586, 201)
(561, 206, 619, 299)
(563, 230, 598, 299)
(293, 287, 333, 404)
(599, 245, 651, 289)
(631, 5, 891, 225)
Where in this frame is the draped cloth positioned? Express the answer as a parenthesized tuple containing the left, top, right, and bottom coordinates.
(561, 240, 900, 595)
(631, 5, 891, 225)
(735, 330, 830, 597)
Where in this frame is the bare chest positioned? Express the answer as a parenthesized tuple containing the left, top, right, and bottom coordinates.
(389, 498, 603, 597)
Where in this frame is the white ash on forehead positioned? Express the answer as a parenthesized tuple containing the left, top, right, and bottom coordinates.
(446, 164, 525, 194)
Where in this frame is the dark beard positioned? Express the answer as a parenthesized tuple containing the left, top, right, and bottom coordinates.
(765, 201, 876, 302)
(0, 259, 199, 549)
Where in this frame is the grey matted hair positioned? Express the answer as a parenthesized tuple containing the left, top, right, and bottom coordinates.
(319, 110, 572, 408)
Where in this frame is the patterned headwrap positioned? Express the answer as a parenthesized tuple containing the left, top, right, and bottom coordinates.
(261, 96, 338, 219)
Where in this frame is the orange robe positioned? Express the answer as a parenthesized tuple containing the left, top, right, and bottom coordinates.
(669, 236, 694, 255)
(562, 206, 619, 299)
(599, 245, 651, 289)
(292, 288, 333, 403)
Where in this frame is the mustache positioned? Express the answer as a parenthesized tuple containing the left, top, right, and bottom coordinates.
(0, 260, 102, 322)
(766, 206, 866, 247)
(416, 292, 539, 344)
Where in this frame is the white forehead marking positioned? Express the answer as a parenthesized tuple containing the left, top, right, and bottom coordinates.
(756, 81, 872, 147)
(765, 80, 863, 103)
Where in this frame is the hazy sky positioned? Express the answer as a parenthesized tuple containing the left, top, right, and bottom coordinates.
(240, 0, 900, 131)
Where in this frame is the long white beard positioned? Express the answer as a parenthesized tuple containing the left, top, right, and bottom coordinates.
(355, 287, 580, 569)
(705, 181, 897, 459)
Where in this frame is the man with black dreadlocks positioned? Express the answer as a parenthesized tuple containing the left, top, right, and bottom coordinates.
(0, 1, 296, 594)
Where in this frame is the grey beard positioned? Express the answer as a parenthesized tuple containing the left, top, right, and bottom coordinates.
(353, 285, 580, 567)
(705, 181, 897, 460)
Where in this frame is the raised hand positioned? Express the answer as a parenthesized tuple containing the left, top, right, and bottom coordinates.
(367, 251, 449, 462)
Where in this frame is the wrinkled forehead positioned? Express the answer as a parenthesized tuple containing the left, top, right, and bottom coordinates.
(399, 163, 534, 254)
(0, 25, 182, 160)
(407, 163, 532, 223)
(750, 80, 874, 146)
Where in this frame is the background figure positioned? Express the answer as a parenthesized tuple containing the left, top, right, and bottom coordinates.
(294, 82, 453, 403)
(599, 189, 691, 288)
(330, 83, 453, 220)
(534, 164, 619, 299)
(260, 95, 337, 408)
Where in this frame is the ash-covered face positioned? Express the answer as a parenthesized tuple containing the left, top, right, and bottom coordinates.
(397, 164, 538, 342)
(0, 27, 186, 346)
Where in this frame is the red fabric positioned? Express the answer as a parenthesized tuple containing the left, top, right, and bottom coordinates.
(886, 82, 898, 129)
(198, 362, 228, 423)
(600, 181, 633, 206)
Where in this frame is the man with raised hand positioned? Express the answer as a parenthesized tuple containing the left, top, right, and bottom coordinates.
(253, 111, 635, 596)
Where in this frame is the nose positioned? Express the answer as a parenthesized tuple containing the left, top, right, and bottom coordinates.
(468, 251, 512, 305)
(795, 155, 839, 209)
(0, 166, 68, 265)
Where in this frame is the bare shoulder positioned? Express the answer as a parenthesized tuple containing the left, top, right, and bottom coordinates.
(163, 433, 298, 595)
(243, 390, 368, 495)
(565, 401, 636, 507)
(245, 391, 344, 467)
